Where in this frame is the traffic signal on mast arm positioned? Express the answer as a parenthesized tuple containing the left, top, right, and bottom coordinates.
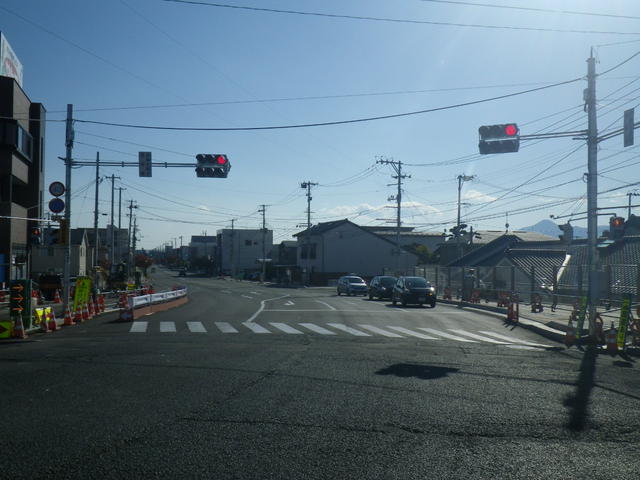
(478, 123, 520, 154)
(29, 227, 42, 246)
(195, 154, 231, 178)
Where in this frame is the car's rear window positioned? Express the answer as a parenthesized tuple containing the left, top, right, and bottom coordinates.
(347, 277, 365, 284)
(380, 277, 396, 286)
(405, 277, 428, 288)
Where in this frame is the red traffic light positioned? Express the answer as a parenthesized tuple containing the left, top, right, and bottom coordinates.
(32, 228, 41, 235)
(216, 155, 226, 165)
(611, 217, 624, 228)
(504, 124, 517, 136)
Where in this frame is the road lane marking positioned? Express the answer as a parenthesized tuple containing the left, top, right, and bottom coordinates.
(327, 323, 371, 336)
(506, 345, 544, 351)
(250, 292, 261, 295)
(187, 321, 207, 333)
(478, 331, 551, 347)
(130, 321, 148, 333)
(242, 322, 271, 334)
(246, 294, 290, 323)
(269, 323, 304, 334)
(342, 301, 358, 306)
(386, 326, 439, 340)
(448, 329, 510, 344)
(215, 322, 239, 333)
(160, 321, 176, 333)
(241, 295, 254, 299)
(284, 300, 295, 306)
(315, 300, 337, 311)
(299, 323, 337, 335)
(262, 309, 397, 313)
(418, 328, 477, 342)
(358, 324, 404, 337)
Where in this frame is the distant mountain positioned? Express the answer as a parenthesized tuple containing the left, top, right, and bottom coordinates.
(520, 219, 607, 239)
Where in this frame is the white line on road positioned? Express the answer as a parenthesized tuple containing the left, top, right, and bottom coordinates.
(215, 322, 239, 333)
(299, 323, 337, 335)
(478, 331, 551, 348)
(269, 322, 304, 334)
(358, 324, 404, 337)
(242, 322, 271, 334)
(241, 295, 254, 299)
(284, 300, 295, 306)
(250, 292, 262, 295)
(448, 329, 510, 344)
(187, 321, 207, 333)
(327, 323, 371, 336)
(315, 300, 337, 311)
(386, 326, 439, 340)
(246, 294, 290, 323)
(130, 321, 148, 333)
(418, 328, 477, 342)
(160, 321, 176, 333)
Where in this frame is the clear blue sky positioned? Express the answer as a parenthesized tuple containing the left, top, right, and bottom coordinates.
(2, 0, 640, 250)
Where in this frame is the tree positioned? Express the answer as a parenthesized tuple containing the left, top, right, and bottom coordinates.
(135, 254, 154, 275)
(404, 243, 435, 264)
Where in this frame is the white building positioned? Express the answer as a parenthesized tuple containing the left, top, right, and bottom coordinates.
(217, 228, 273, 275)
(294, 219, 419, 281)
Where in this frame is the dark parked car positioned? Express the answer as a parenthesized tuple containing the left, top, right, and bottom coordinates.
(336, 275, 368, 296)
(178, 268, 187, 277)
(392, 276, 436, 307)
(368, 275, 397, 300)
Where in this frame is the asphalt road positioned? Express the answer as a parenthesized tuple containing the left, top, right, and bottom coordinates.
(3, 267, 640, 479)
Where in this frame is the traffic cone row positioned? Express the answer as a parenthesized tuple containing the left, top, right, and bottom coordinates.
(12, 316, 27, 339)
(47, 309, 58, 332)
(64, 306, 75, 326)
(54, 289, 62, 304)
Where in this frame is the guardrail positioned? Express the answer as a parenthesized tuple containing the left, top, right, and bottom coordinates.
(121, 288, 188, 320)
(128, 288, 187, 309)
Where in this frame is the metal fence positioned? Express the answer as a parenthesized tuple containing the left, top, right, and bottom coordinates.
(389, 264, 639, 311)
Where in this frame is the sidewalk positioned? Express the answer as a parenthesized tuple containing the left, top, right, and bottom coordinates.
(438, 298, 639, 355)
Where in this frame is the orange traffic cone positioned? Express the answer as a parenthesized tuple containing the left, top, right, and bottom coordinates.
(53, 289, 62, 304)
(565, 319, 576, 348)
(118, 292, 128, 309)
(74, 304, 83, 323)
(606, 322, 618, 356)
(63, 306, 75, 326)
(47, 309, 58, 332)
(88, 299, 95, 319)
(82, 303, 90, 322)
(12, 316, 27, 339)
(98, 294, 105, 313)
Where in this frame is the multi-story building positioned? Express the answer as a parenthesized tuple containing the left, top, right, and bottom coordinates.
(0, 63, 46, 283)
(217, 229, 273, 276)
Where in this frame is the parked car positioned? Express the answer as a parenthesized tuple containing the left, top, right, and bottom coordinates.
(178, 268, 187, 277)
(337, 275, 368, 296)
(392, 276, 436, 307)
(368, 275, 397, 300)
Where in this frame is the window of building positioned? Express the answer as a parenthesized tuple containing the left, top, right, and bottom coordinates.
(300, 244, 317, 260)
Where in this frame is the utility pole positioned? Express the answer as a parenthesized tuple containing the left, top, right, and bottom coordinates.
(300, 181, 317, 284)
(93, 151, 100, 290)
(230, 218, 236, 278)
(456, 174, 475, 259)
(132, 216, 138, 283)
(627, 191, 640, 218)
(116, 186, 126, 264)
(258, 204, 267, 282)
(586, 49, 599, 341)
(108, 174, 121, 271)
(377, 158, 410, 272)
(127, 200, 137, 279)
(63, 104, 73, 314)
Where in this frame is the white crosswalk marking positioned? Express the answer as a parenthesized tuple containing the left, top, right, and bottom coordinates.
(418, 328, 477, 342)
(242, 322, 271, 334)
(187, 321, 207, 333)
(448, 329, 510, 344)
(130, 321, 148, 333)
(386, 326, 439, 340)
(160, 321, 176, 333)
(215, 322, 239, 333)
(299, 323, 337, 335)
(478, 331, 551, 347)
(358, 325, 403, 337)
(269, 323, 303, 334)
(327, 323, 371, 336)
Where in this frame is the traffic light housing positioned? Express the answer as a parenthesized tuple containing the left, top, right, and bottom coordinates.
(609, 216, 625, 240)
(195, 154, 231, 178)
(478, 123, 520, 154)
(30, 227, 41, 246)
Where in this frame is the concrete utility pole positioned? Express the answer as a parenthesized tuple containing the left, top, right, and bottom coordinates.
(63, 104, 73, 314)
(258, 204, 267, 282)
(301, 181, 317, 284)
(377, 158, 410, 272)
(93, 152, 100, 288)
(107, 174, 121, 271)
(117, 186, 126, 263)
(127, 200, 137, 279)
(586, 49, 599, 340)
(628, 191, 640, 218)
(456, 174, 475, 259)
(230, 218, 236, 278)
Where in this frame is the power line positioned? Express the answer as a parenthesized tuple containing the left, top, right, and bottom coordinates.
(74, 76, 583, 131)
(419, 0, 640, 21)
(158, 0, 640, 35)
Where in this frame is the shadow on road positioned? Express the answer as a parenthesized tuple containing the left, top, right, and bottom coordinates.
(375, 363, 459, 380)
(563, 346, 597, 432)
